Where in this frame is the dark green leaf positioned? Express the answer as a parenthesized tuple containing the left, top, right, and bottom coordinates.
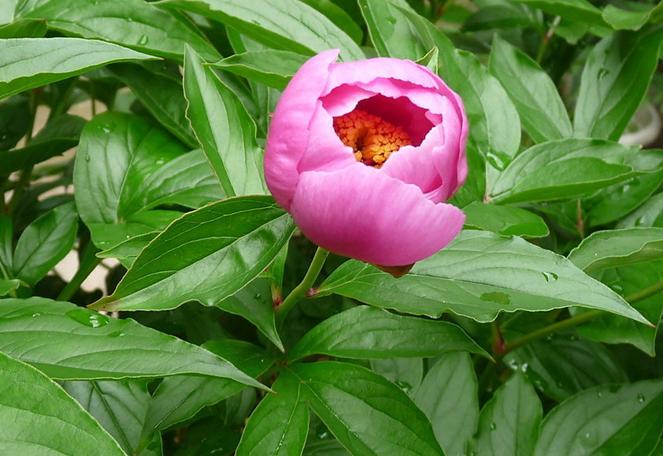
(474, 373, 542, 456)
(300, 0, 363, 44)
(212, 50, 307, 90)
(0, 37, 154, 99)
(413, 353, 479, 456)
(289, 306, 488, 361)
(236, 370, 309, 456)
(25, 0, 219, 60)
(74, 112, 220, 252)
(111, 63, 197, 147)
(513, 0, 605, 25)
(463, 202, 549, 238)
(574, 28, 663, 140)
(64, 380, 151, 455)
(534, 380, 663, 456)
(0, 114, 86, 175)
(92, 196, 295, 312)
(618, 192, 663, 228)
(0, 297, 263, 387)
(12, 202, 77, 285)
(587, 171, 663, 227)
(0, 95, 30, 149)
(318, 230, 648, 324)
(161, 0, 364, 60)
(490, 139, 647, 204)
(505, 334, 627, 401)
(358, 0, 427, 59)
(291, 361, 444, 455)
(568, 227, 663, 273)
(489, 35, 572, 142)
(463, 3, 541, 31)
(216, 278, 283, 351)
(0, 214, 12, 272)
(602, 2, 663, 31)
(0, 18, 47, 38)
(142, 339, 275, 435)
(577, 261, 663, 356)
(183, 47, 265, 197)
(0, 351, 125, 455)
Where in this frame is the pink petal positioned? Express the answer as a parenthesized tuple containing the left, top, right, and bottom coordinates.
(264, 49, 339, 209)
(290, 166, 465, 266)
(324, 58, 441, 94)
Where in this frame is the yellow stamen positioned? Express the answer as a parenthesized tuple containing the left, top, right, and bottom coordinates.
(333, 109, 410, 168)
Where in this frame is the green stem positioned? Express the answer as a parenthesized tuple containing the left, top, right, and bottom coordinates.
(503, 279, 663, 354)
(536, 16, 560, 63)
(56, 243, 101, 302)
(276, 247, 328, 322)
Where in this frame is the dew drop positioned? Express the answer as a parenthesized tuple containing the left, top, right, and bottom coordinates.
(102, 127, 111, 134)
(489, 422, 497, 431)
(386, 16, 396, 24)
(395, 380, 413, 393)
(635, 216, 648, 226)
(254, 293, 262, 299)
(155, 159, 165, 165)
(85, 153, 91, 162)
(486, 150, 510, 171)
(542, 272, 559, 282)
(637, 393, 645, 403)
(31, 312, 41, 318)
(520, 362, 529, 372)
(66, 308, 110, 328)
(597, 68, 609, 79)
(596, 391, 603, 398)
(138, 34, 149, 45)
(127, 17, 134, 22)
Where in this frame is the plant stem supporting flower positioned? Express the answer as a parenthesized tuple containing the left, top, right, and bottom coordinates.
(276, 247, 329, 322)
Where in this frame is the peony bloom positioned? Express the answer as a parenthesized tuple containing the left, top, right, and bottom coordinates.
(264, 50, 468, 267)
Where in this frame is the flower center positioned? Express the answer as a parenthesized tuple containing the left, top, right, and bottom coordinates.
(333, 109, 411, 167)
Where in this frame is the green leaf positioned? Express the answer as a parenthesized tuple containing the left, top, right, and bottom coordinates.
(618, 192, 663, 228)
(587, 171, 663, 228)
(413, 353, 479, 456)
(505, 334, 627, 401)
(74, 112, 220, 252)
(25, 0, 219, 60)
(574, 28, 663, 140)
(12, 202, 78, 285)
(0, 95, 30, 149)
(212, 50, 307, 90)
(534, 380, 663, 456)
(403, 9, 521, 174)
(236, 370, 309, 456)
(300, 0, 363, 44)
(64, 380, 151, 456)
(0, 37, 155, 99)
(0, 279, 20, 296)
(0, 114, 86, 175)
(0, 351, 125, 455)
(92, 196, 295, 312)
(463, 3, 541, 31)
(142, 338, 275, 435)
(289, 306, 488, 361)
(576, 261, 663, 356)
(370, 358, 423, 394)
(161, 0, 364, 60)
(602, 2, 663, 31)
(110, 63, 197, 147)
(291, 361, 444, 455)
(568, 227, 663, 273)
(0, 214, 12, 272)
(183, 47, 265, 197)
(489, 35, 572, 142)
(513, 0, 605, 25)
(473, 373, 542, 456)
(0, 18, 47, 38)
(318, 230, 648, 324)
(490, 139, 647, 204)
(463, 202, 549, 238)
(0, 297, 263, 388)
(217, 278, 283, 351)
(358, 0, 427, 59)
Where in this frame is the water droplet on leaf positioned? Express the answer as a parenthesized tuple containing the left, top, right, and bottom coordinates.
(138, 34, 149, 45)
(66, 308, 110, 328)
(480, 292, 511, 306)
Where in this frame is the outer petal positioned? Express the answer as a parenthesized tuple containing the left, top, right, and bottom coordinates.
(324, 58, 441, 94)
(264, 49, 339, 209)
(290, 166, 465, 266)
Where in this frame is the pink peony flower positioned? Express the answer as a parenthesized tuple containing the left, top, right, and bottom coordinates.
(264, 50, 468, 267)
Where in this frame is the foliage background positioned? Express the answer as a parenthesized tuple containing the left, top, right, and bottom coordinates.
(1, 0, 663, 455)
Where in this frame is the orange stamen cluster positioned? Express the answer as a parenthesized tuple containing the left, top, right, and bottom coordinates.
(333, 109, 411, 167)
